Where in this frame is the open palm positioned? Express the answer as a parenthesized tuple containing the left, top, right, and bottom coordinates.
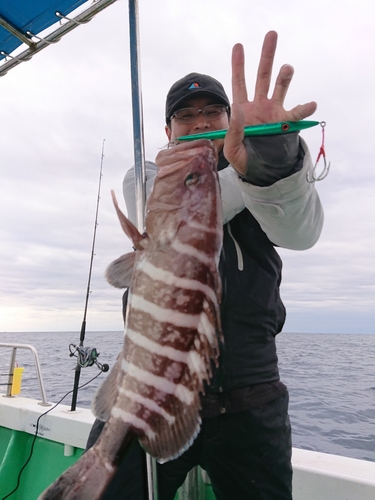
(224, 31, 317, 175)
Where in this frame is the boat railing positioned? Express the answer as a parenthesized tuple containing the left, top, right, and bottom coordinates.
(0, 342, 51, 406)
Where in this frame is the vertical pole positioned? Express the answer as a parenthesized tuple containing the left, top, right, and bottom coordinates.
(6, 347, 17, 397)
(128, 0, 146, 232)
(128, 2, 158, 499)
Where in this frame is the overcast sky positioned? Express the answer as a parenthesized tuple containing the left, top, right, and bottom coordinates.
(0, 0, 374, 334)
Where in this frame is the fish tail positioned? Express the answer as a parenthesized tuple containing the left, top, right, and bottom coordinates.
(37, 445, 116, 500)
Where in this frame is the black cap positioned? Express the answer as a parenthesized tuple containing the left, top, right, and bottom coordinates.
(165, 72, 230, 123)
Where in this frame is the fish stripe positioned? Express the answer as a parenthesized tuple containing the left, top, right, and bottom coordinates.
(126, 308, 197, 350)
(111, 406, 156, 439)
(123, 373, 196, 414)
(118, 387, 176, 425)
(126, 328, 188, 363)
(197, 306, 216, 344)
(187, 220, 221, 234)
(104, 462, 115, 473)
(137, 259, 218, 304)
(171, 240, 215, 266)
(130, 294, 200, 328)
(121, 359, 195, 405)
(125, 328, 207, 378)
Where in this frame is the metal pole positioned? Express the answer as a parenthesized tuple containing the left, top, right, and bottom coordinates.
(128, 0, 146, 232)
(128, 2, 158, 499)
(6, 347, 17, 397)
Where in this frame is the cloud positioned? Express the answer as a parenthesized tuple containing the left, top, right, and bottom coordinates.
(0, 0, 374, 333)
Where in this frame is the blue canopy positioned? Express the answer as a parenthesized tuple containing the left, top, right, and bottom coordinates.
(0, 0, 117, 74)
(0, 1, 87, 59)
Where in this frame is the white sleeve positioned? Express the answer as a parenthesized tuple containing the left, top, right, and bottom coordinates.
(237, 138, 324, 250)
(122, 139, 324, 251)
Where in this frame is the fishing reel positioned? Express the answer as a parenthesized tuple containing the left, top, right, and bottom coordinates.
(69, 344, 109, 372)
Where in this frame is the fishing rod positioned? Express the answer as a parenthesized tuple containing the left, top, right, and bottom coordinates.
(70, 139, 107, 412)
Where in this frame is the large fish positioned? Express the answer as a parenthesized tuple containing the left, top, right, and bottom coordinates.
(38, 139, 223, 500)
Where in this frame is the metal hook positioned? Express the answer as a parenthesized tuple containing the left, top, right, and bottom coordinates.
(306, 156, 331, 183)
(306, 121, 331, 183)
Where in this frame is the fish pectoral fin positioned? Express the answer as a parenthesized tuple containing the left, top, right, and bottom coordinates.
(139, 396, 201, 464)
(92, 355, 121, 421)
(105, 252, 136, 288)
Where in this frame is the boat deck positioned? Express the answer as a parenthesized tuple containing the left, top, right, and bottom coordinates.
(1, 394, 375, 499)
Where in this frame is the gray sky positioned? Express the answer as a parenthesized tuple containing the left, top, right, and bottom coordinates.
(0, 0, 374, 334)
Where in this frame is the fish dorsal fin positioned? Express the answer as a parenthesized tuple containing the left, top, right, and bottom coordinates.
(105, 252, 136, 288)
(92, 355, 121, 422)
(111, 190, 145, 250)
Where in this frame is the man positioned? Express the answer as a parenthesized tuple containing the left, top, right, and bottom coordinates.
(88, 31, 323, 499)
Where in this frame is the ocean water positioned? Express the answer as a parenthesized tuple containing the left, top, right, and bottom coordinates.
(0, 331, 374, 463)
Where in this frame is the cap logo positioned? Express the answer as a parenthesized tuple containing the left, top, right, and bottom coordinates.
(188, 82, 201, 89)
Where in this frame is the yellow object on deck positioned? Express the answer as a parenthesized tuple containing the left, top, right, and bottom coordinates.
(11, 367, 24, 396)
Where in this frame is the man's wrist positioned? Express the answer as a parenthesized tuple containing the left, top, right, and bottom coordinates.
(241, 132, 303, 186)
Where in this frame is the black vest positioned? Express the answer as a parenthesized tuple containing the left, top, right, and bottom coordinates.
(206, 207, 286, 392)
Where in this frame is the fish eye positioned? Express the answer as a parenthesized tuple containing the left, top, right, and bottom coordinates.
(184, 172, 200, 187)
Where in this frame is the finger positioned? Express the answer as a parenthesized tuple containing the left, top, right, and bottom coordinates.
(156, 160, 190, 178)
(157, 142, 216, 178)
(155, 140, 213, 167)
(271, 64, 294, 106)
(169, 139, 212, 151)
(231, 43, 248, 104)
(287, 101, 318, 121)
(223, 103, 247, 175)
(156, 146, 210, 168)
(254, 31, 278, 99)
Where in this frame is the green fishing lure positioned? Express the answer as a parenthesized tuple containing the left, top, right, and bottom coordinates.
(176, 120, 320, 141)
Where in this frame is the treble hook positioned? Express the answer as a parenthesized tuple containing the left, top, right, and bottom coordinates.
(306, 121, 331, 183)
